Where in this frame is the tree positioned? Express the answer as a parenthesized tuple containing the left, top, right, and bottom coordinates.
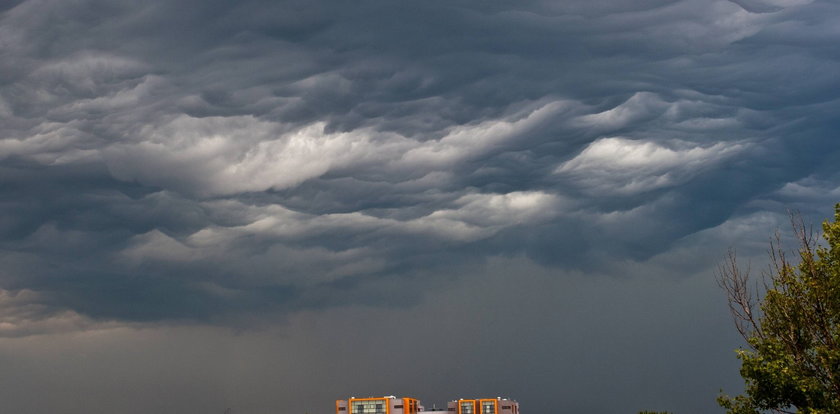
(717, 203, 840, 414)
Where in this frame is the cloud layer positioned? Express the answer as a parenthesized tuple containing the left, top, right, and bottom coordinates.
(1, 0, 840, 335)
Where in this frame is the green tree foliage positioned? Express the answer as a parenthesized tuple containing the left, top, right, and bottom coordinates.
(717, 204, 840, 414)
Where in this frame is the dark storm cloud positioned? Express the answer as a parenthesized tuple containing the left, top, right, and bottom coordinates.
(2, 0, 840, 332)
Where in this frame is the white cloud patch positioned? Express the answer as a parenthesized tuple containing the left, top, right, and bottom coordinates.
(572, 92, 669, 132)
(0, 122, 84, 160)
(103, 116, 388, 196)
(109, 189, 563, 286)
(556, 137, 748, 195)
(191, 191, 560, 247)
(729, 0, 813, 13)
(0, 289, 122, 338)
(401, 100, 572, 167)
(102, 101, 569, 197)
(122, 229, 200, 264)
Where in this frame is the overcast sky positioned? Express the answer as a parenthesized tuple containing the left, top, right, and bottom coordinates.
(2, 0, 840, 413)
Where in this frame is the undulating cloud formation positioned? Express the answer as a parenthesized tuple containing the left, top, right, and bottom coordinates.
(1, 0, 840, 413)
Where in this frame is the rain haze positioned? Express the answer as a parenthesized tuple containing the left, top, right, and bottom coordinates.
(1, 0, 840, 413)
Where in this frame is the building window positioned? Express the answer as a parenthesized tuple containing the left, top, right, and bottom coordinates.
(351, 400, 387, 414)
(481, 401, 495, 414)
(339, 408, 347, 411)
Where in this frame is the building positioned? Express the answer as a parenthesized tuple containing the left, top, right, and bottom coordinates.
(448, 398, 519, 414)
(336, 396, 421, 414)
(335, 396, 517, 414)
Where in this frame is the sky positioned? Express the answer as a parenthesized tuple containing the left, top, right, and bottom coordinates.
(1, 0, 840, 413)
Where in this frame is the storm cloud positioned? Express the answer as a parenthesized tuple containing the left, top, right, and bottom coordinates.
(1, 0, 840, 412)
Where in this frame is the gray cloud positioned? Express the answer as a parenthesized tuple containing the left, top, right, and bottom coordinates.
(2, 0, 840, 325)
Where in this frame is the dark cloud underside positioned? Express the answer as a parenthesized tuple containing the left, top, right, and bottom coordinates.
(1, 0, 839, 329)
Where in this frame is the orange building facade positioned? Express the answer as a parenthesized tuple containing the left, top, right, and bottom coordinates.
(335, 396, 518, 414)
(336, 396, 421, 414)
(448, 398, 519, 414)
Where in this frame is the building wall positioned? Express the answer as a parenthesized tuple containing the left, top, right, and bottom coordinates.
(336, 396, 421, 414)
(448, 398, 518, 414)
(339, 396, 517, 414)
